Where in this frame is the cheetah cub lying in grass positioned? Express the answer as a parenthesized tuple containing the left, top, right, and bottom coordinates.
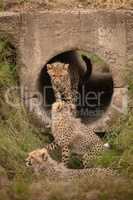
(26, 148, 115, 180)
(46, 101, 109, 168)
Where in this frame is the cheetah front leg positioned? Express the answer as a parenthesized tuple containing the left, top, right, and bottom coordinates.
(61, 146, 70, 167)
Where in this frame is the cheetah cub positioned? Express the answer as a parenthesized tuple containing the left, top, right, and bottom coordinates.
(47, 62, 74, 103)
(47, 101, 107, 168)
(47, 55, 92, 104)
(26, 148, 115, 179)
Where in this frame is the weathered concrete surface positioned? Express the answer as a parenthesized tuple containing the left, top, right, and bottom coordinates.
(0, 10, 131, 89)
(0, 12, 20, 46)
(19, 10, 127, 90)
(0, 10, 132, 129)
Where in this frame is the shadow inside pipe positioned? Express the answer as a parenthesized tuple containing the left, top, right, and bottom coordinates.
(39, 50, 114, 123)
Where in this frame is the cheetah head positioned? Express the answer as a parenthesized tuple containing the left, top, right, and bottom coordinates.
(25, 148, 49, 172)
(47, 62, 69, 81)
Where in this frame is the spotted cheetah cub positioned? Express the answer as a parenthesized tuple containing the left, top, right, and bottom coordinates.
(47, 55, 92, 104)
(47, 101, 107, 168)
(26, 148, 115, 179)
(47, 62, 74, 103)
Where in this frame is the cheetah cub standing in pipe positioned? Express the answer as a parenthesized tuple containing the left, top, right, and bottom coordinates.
(47, 62, 74, 103)
(26, 148, 115, 179)
(47, 101, 108, 168)
(47, 55, 92, 104)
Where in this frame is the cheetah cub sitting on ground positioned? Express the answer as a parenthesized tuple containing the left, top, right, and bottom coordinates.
(26, 148, 115, 180)
(46, 101, 109, 168)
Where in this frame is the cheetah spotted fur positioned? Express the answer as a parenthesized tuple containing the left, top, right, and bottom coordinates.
(26, 148, 115, 180)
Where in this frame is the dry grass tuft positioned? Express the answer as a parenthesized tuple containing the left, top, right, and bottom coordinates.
(1, 0, 133, 11)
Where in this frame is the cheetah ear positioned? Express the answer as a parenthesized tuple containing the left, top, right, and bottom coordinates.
(63, 64, 69, 70)
(47, 64, 52, 70)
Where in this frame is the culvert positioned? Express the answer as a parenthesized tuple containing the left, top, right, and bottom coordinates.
(6, 9, 128, 133)
(0, 10, 128, 131)
(36, 50, 114, 128)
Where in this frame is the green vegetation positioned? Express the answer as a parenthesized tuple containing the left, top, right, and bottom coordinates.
(79, 50, 110, 73)
(0, 37, 17, 87)
(0, 37, 133, 199)
(94, 113, 133, 178)
(0, 0, 3, 11)
(0, 37, 48, 178)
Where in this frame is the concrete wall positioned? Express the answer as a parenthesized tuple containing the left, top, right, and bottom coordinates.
(0, 10, 132, 129)
(19, 10, 127, 90)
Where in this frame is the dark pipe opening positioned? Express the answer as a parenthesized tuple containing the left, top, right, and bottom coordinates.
(39, 50, 114, 123)
(77, 73, 113, 123)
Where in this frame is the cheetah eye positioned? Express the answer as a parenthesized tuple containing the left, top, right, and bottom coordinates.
(28, 160, 32, 166)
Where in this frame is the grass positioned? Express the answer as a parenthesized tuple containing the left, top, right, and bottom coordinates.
(0, 0, 133, 11)
(95, 60, 133, 178)
(17, 0, 31, 4)
(94, 113, 133, 178)
(28, 177, 133, 200)
(0, 37, 133, 199)
(0, 0, 3, 11)
(0, 37, 49, 178)
(79, 50, 110, 73)
(0, 37, 17, 87)
(81, 0, 133, 8)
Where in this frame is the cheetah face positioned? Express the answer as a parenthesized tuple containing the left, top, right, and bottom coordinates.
(25, 148, 48, 171)
(47, 63, 69, 86)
